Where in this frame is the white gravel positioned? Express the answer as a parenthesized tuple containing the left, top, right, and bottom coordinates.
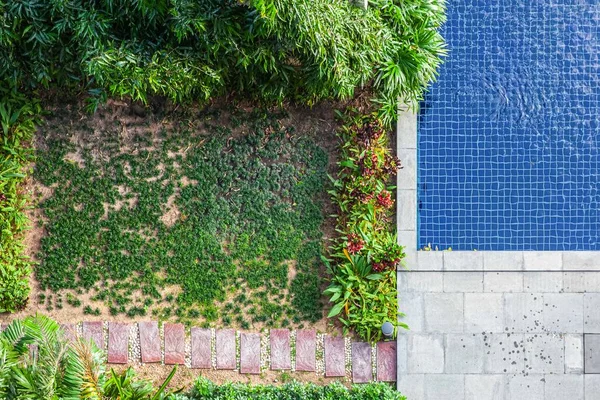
(290, 330, 297, 372)
(260, 329, 269, 372)
(315, 333, 325, 376)
(371, 343, 377, 381)
(129, 323, 141, 365)
(235, 330, 241, 372)
(210, 328, 217, 369)
(344, 337, 352, 379)
(184, 326, 191, 368)
(159, 322, 165, 365)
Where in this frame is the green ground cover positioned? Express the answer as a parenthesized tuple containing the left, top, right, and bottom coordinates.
(33, 105, 329, 327)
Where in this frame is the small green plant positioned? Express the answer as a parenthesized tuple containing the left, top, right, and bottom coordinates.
(34, 106, 328, 326)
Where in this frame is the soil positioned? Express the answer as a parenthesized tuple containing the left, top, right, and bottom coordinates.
(1, 97, 345, 339)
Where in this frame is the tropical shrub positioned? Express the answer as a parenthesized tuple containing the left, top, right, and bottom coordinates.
(325, 113, 406, 342)
(0, 0, 446, 125)
(0, 315, 181, 400)
(0, 90, 40, 312)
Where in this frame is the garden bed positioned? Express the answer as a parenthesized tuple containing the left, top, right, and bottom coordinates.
(1, 98, 341, 334)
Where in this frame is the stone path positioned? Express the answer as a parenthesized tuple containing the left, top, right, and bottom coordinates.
(0, 321, 396, 384)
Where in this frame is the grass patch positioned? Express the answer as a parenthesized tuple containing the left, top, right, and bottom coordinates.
(34, 104, 329, 327)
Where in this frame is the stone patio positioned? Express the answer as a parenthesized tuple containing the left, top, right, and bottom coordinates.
(396, 110, 600, 399)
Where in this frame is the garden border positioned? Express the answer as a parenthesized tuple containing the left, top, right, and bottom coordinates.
(395, 107, 600, 273)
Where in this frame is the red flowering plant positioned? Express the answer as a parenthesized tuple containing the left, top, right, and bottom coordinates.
(325, 112, 406, 342)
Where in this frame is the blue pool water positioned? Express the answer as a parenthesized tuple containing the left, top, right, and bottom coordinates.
(418, 1, 600, 250)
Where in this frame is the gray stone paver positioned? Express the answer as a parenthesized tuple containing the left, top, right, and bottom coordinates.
(585, 334, 600, 374)
(584, 293, 600, 333)
(398, 292, 423, 332)
(564, 252, 600, 271)
(397, 374, 424, 399)
(523, 252, 563, 270)
(484, 272, 524, 292)
(444, 252, 483, 271)
(507, 374, 544, 400)
(444, 272, 484, 292)
(524, 272, 563, 292)
(523, 333, 564, 374)
(407, 334, 444, 373)
(565, 334, 583, 374)
(445, 334, 485, 373)
(504, 292, 545, 333)
(399, 271, 443, 293)
(585, 375, 600, 400)
(424, 292, 463, 332)
(484, 334, 525, 374)
(544, 374, 584, 400)
(464, 293, 504, 332)
(424, 374, 465, 400)
(543, 293, 584, 333)
(485, 252, 524, 271)
(465, 375, 505, 400)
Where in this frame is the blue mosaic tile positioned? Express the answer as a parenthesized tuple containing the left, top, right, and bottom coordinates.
(418, 1, 600, 250)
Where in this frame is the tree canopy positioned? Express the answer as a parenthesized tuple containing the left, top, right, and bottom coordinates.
(0, 0, 446, 123)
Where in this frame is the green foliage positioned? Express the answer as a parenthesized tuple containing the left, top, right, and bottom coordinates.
(0, 315, 181, 400)
(0, 90, 40, 312)
(325, 113, 405, 342)
(0, 0, 446, 125)
(187, 377, 405, 399)
(0, 315, 92, 399)
(104, 366, 182, 400)
(34, 105, 327, 326)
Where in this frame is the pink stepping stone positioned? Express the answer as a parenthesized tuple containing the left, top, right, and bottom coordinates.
(61, 323, 77, 343)
(164, 323, 185, 365)
(240, 333, 261, 374)
(295, 329, 316, 372)
(324, 336, 345, 377)
(376, 341, 397, 382)
(270, 329, 291, 370)
(82, 321, 104, 349)
(216, 329, 236, 370)
(191, 327, 212, 369)
(138, 321, 161, 363)
(352, 342, 373, 383)
(108, 322, 130, 364)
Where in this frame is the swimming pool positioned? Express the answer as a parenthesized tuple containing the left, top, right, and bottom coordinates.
(417, 1, 600, 251)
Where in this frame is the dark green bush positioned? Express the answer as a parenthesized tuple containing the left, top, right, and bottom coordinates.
(188, 377, 405, 400)
(0, 0, 446, 125)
